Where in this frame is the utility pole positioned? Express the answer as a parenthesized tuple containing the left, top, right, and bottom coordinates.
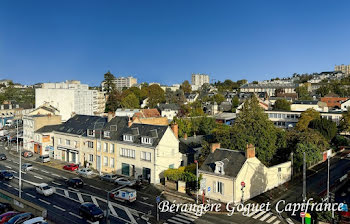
(99, 129, 102, 176)
(195, 160, 198, 204)
(106, 191, 110, 224)
(303, 151, 306, 201)
(291, 152, 293, 179)
(17, 120, 22, 198)
(327, 156, 330, 202)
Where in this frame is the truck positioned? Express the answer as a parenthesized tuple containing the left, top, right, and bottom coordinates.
(109, 188, 136, 203)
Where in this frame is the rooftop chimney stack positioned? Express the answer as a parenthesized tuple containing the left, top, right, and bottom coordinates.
(246, 144, 255, 159)
(171, 123, 178, 139)
(128, 116, 133, 127)
(184, 133, 188, 140)
(210, 143, 221, 153)
(107, 112, 115, 122)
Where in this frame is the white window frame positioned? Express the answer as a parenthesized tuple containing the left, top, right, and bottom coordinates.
(87, 129, 95, 137)
(120, 148, 135, 158)
(103, 156, 108, 166)
(65, 139, 70, 146)
(104, 131, 110, 138)
(110, 158, 114, 168)
(123, 135, 133, 142)
(89, 154, 93, 162)
(110, 143, 115, 154)
(97, 142, 101, 151)
(141, 151, 151, 161)
(141, 137, 153, 145)
(87, 141, 94, 149)
(103, 142, 108, 152)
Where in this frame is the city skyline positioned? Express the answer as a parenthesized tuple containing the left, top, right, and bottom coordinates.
(1, 0, 350, 86)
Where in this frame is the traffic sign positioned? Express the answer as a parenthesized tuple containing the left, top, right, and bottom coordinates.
(241, 181, 245, 187)
(156, 196, 160, 203)
(300, 212, 305, 218)
(207, 186, 211, 192)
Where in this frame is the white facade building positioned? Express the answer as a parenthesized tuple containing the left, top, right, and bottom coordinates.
(191, 74, 209, 87)
(101, 76, 137, 91)
(36, 80, 104, 121)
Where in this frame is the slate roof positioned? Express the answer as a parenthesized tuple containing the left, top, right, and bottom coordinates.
(157, 103, 180, 111)
(36, 124, 61, 133)
(293, 100, 318, 105)
(200, 148, 246, 178)
(100, 116, 129, 140)
(120, 123, 168, 147)
(55, 115, 107, 136)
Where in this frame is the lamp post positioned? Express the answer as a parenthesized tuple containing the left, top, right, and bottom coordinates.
(93, 121, 104, 176)
(195, 160, 198, 204)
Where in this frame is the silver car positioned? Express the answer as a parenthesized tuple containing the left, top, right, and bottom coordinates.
(22, 163, 33, 172)
(114, 177, 136, 186)
(100, 174, 118, 182)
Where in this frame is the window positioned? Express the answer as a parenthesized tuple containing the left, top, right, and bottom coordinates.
(58, 138, 62, 145)
(214, 181, 224, 195)
(89, 154, 93, 162)
(74, 141, 77, 147)
(110, 144, 115, 154)
(87, 141, 94, 148)
(65, 139, 70, 145)
(169, 164, 174, 169)
(120, 148, 135, 158)
(97, 142, 101, 151)
(103, 143, 108, 152)
(110, 158, 114, 168)
(104, 131, 110, 138)
(141, 152, 151, 161)
(141, 137, 153, 145)
(87, 129, 95, 137)
(103, 156, 108, 166)
(123, 135, 133, 142)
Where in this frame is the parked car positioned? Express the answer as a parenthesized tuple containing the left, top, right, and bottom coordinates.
(36, 183, 55, 196)
(21, 163, 33, 172)
(0, 154, 6, 160)
(38, 155, 50, 163)
(0, 136, 7, 142)
(0, 212, 18, 224)
(63, 164, 79, 171)
(21, 151, 33, 158)
(0, 171, 13, 180)
(100, 174, 118, 182)
(66, 178, 84, 188)
(79, 203, 104, 222)
(6, 213, 34, 224)
(110, 188, 137, 203)
(114, 177, 136, 186)
(77, 168, 93, 176)
(22, 217, 48, 224)
(0, 203, 12, 214)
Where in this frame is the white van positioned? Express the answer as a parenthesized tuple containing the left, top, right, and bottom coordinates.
(110, 188, 137, 203)
(38, 155, 50, 163)
(4, 120, 13, 127)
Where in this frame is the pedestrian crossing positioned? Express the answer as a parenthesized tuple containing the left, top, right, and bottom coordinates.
(245, 209, 282, 224)
(164, 209, 204, 224)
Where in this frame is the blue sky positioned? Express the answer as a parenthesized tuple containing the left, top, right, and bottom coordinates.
(0, 0, 349, 86)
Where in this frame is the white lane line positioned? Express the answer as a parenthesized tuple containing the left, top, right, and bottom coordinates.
(68, 187, 79, 191)
(41, 170, 49, 174)
(5, 166, 11, 169)
(266, 216, 277, 223)
(260, 212, 272, 221)
(253, 211, 267, 219)
(53, 205, 66, 211)
(77, 193, 84, 203)
(32, 168, 38, 170)
(91, 197, 99, 207)
(167, 220, 181, 224)
(4, 183, 12, 188)
(11, 171, 17, 174)
(246, 209, 260, 217)
(52, 174, 61, 178)
(108, 202, 117, 216)
(89, 185, 101, 190)
(14, 187, 18, 191)
(52, 181, 62, 186)
(64, 190, 69, 197)
(13, 161, 18, 164)
(33, 175, 43, 180)
(138, 201, 154, 207)
(273, 221, 281, 224)
(26, 193, 35, 198)
(125, 207, 137, 224)
(69, 212, 82, 219)
(38, 198, 51, 205)
(176, 214, 195, 222)
(172, 216, 191, 223)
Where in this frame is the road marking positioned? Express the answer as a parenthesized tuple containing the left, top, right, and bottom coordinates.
(5, 166, 11, 169)
(125, 207, 137, 224)
(266, 216, 277, 223)
(176, 214, 195, 222)
(32, 168, 38, 170)
(11, 170, 17, 173)
(89, 185, 101, 190)
(108, 202, 118, 216)
(167, 220, 181, 224)
(14, 187, 18, 191)
(253, 211, 267, 219)
(26, 193, 35, 198)
(138, 201, 154, 207)
(91, 197, 99, 207)
(273, 221, 281, 224)
(77, 193, 84, 203)
(246, 209, 259, 217)
(172, 216, 191, 223)
(69, 212, 82, 219)
(38, 198, 50, 205)
(33, 175, 43, 180)
(260, 212, 272, 221)
(52, 181, 62, 186)
(13, 161, 18, 164)
(41, 170, 49, 174)
(68, 187, 79, 191)
(4, 183, 12, 188)
(53, 205, 66, 211)
(64, 190, 69, 197)
(52, 174, 61, 178)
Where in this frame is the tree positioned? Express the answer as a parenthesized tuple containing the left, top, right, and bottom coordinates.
(273, 99, 291, 111)
(103, 71, 116, 94)
(295, 85, 311, 100)
(213, 93, 225, 105)
(121, 93, 139, 109)
(146, 84, 165, 108)
(105, 90, 122, 112)
(316, 85, 331, 97)
(286, 129, 329, 155)
(309, 118, 337, 140)
(340, 110, 350, 133)
(294, 143, 321, 170)
(180, 80, 192, 94)
(296, 109, 320, 131)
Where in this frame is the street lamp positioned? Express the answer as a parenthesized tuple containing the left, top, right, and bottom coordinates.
(195, 160, 198, 204)
(93, 121, 104, 176)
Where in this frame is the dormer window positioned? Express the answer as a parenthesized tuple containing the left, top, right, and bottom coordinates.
(87, 129, 95, 137)
(141, 137, 153, 145)
(123, 134, 134, 142)
(104, 131, 110, 138)
(215, 161, 225, 175)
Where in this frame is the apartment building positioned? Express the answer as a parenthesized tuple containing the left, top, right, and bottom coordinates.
(101, 76, 137, 91)
(240, 83, 297, 97)
(291, 100, 328, 112)
(191, 74, 209, 87)
(0, 103, 33, 127)
(34, 124, 61, 157)
(35, 80, 105, 121)
(335, 64, 350, 75)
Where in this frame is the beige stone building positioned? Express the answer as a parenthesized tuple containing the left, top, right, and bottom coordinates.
(335, 64, 350, 75)
(199, 145, 291, 203)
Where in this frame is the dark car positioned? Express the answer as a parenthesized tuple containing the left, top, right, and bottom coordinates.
(79, 203, 104, 221)
(0, 154, 6, 161)
(0, 203, 12, 214)
(66, 178, 84, 188)
(0, 137, 7, 142)
(0, 171, 13, 180)
(6, 212, 33, 224)
(21, 151, 33, 158)
(0, 211, 18, 224)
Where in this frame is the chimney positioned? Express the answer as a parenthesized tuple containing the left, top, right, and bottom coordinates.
(184, 133, 188, 140)
(171, 123, 178, 139)
(210, 143, 221, 153)
(128, 117, 133, 127)
(107, 112, 115, 122)
(246, 144, 255, 159)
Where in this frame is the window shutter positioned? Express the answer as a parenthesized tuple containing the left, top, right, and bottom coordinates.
(222, 182, 224, 195)
(213, 181, 217, 193)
